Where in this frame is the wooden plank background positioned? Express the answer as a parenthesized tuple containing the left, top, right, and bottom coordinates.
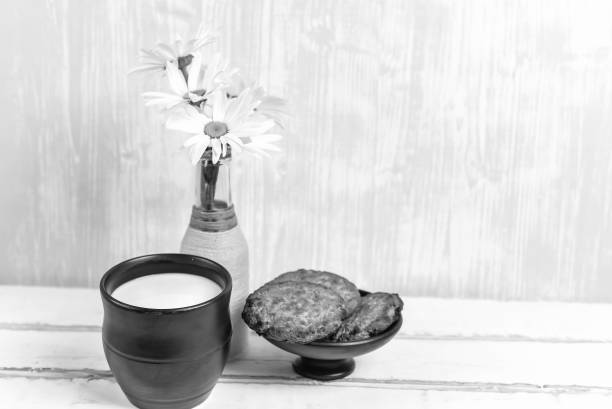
(1, 0, 612, 301)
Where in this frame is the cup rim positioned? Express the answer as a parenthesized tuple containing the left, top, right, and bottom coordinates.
(100, 253, 232, 314)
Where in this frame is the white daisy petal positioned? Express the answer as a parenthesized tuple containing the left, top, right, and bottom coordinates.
(142, 91, 183, 101)
(222, 70, 247, 97)
(183, 39, 197, 52)
(201, 104, 213, 118)
(199, 54, 225, 93)
(155, 43, 176, 60)
(260, 95, 287, 109)
(258, 112, 288, 128)
(173, 38, 184, 56)
(187, 140, 209, 165)
(194, 38, 214, 51)
(165, 62, 189, 95)
(128, 64, 163, 75)
(142, 91, 179, 98)
(211, 92, 229, 122)
(187, 53, 202, 91)
(142, 92, 185, 108)
(132, 28, 217, 76)
(176, 103, 210, 121)
(183, 133, 210, 148)
(211, 138, 222, 163)
(229, 88, 263, 125)
(175, 103, 205, 117)
(251, 85, 266, 100)
(230, 119, 276, 137)
(193, 25, 216, 50)
(258, 96, 289, 125)
(223, 132, 245, 146)
(139, 48, 160, 59)
(223, 91, 252, 127)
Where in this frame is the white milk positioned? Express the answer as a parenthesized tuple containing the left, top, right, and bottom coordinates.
(112, 273, 222, 309)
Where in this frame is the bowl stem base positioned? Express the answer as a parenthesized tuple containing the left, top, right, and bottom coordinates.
(292, 357, 355, 381)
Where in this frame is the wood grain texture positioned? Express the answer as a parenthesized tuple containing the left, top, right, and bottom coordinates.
(5, 378, 612, 409)
(6, 285, 612, 342)
(1, 0, 612, 301)
(6, 329, 612, 388)
(3, 286, 612, 408)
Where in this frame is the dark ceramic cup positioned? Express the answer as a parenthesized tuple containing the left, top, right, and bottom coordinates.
(100, 254, 232, 409)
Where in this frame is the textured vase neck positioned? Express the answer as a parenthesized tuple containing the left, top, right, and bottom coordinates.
(190, 154, 237, 232)
(194, 154, 233, 209)
(189, 205, 238, 232)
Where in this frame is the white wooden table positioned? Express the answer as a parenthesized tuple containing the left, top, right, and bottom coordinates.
(2, 286, 612, 408)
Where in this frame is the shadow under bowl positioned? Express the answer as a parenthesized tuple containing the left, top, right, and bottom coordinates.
(264, 290, 403, 381)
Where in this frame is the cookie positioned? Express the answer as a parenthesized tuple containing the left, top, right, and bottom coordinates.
(331, 292, 403, 342)
(242, 281, 347, 343)
(271, 269, 361, 314)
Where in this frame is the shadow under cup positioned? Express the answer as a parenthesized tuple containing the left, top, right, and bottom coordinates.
(99, 254, 232, 409)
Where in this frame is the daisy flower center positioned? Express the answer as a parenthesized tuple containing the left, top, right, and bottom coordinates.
(177, 54, 194, 80)
(191, 89, 207, 97)
(204, 121, 229, 138)
(177, 54, 194, 70)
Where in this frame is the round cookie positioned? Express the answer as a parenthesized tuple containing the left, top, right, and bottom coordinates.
(272, 269, 361, 314)
(242, 281, 347, 344)
(331, 292, 403, 342)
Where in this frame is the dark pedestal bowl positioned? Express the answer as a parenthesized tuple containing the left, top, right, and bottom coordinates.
(264, 291, 403, 381)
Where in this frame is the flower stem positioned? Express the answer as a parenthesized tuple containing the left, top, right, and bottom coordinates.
(200, 159, 220, 211)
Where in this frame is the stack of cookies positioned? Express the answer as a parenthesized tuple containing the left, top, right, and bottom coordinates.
(241, 269, 403, 344)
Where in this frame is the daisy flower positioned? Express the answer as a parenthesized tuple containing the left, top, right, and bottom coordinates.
(224, 71, 289, 128)
(142, 53, 228, 110)
(129, 25, 216, 75)
(166, 89, 282, 164)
